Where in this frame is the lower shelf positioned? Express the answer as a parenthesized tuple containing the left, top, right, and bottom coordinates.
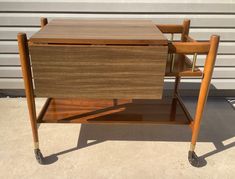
(38, 98, 192, 125)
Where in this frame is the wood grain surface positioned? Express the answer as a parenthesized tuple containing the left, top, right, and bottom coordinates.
(38, 98, 190, 124)
(29, 44, 168, 99)
(29, 19, 167, 45)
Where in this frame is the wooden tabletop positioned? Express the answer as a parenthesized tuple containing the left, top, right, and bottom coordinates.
(30, 19, 167, 45)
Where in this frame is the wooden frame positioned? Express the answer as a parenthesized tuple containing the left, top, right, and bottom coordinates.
(158, 19, 219, 166)
(18, 18, 219, 167)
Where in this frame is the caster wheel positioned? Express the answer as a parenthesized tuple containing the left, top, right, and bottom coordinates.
(34, 149, 44, 164)
(188, 151, 200, 167)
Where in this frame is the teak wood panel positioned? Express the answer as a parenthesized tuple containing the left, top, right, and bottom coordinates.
(30, 19, 167, 45)
(29, 45, 168, 99)
(39, 98, 190, 124)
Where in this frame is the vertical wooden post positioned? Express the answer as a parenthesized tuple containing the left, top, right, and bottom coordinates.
(18, 33, 44, 164)
(173, 19, 190, 95)
(40, 17, 48, 28)
(181, 19, 190, 42)
(189, 35, 220, 166)
(18, 33, 38, 147)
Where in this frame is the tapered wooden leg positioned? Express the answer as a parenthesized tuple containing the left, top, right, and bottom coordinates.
(17, 33, 44, 164)
(189, 35, 219, 167)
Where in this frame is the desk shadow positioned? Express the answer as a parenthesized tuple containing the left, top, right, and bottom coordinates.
(43, 97, 235, 167)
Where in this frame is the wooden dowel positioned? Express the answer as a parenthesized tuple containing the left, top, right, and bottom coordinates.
(17, 33, 39, 149)
(40, 17, 48, 28)
(181, 19, 190, 42)
(173, 19, 190, 96)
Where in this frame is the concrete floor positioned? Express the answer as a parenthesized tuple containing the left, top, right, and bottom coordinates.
(0, 97, 234, 179)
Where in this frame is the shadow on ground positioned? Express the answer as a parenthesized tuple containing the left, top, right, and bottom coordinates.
(41, 97, 235, 167)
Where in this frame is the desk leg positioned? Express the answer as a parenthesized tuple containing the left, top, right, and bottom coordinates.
(18, 33, 44, 164)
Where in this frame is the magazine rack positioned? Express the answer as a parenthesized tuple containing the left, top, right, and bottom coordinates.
(18, 18, 219, 167)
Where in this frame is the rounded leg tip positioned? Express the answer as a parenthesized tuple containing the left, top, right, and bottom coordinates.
(34, 149, 44, 164)
(188, 151, 200, 167)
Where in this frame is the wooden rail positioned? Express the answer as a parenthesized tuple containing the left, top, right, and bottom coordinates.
(168, 42, 211, 54)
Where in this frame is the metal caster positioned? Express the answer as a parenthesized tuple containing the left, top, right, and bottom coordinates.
(34, 149, 44, 164)
(188, 151, 200, 167)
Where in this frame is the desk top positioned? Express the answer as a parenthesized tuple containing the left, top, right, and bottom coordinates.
(30, 19, 167, 45)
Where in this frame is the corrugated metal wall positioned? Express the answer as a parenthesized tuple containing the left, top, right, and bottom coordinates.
(0, 0, 235, 92)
